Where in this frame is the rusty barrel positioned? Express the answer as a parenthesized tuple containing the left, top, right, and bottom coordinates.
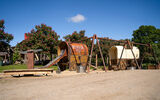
(58, 41, 88, 71)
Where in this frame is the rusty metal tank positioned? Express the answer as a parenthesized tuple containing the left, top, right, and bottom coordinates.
(57, 41, 88, 71)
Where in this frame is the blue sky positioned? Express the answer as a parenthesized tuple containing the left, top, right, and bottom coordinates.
(1, 0, 160, 46)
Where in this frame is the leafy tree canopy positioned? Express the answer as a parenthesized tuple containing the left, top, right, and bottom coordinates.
(132, 25, 160, 64)
(0, 20, 13, 52)
(64, 30, 92, 49)
(16, 24, 60, 54)
(63, 30, 87, 42)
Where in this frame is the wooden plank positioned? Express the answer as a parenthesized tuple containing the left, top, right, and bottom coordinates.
(4, 72, 52, 75)
(3, 69, 53, 76)
(3, 69, 53, 72)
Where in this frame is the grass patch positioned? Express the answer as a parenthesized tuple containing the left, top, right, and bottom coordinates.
(0, 64, 58, 73)
(0, 64, 27, 72)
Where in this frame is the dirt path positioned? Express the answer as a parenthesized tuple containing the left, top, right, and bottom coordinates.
(0, 70, 160, 100)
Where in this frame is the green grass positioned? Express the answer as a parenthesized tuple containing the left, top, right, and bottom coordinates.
(0, 64, 58, 73)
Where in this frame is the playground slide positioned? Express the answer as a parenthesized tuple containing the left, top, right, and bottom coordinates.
(37, 50, 66, 69)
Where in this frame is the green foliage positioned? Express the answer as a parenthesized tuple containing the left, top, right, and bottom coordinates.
(63, 30, 92, 51)
(0, 20, 13, 52)
(0, 41, 10, 52)
(0, 56, 2, 60)
(132, 25, 160, 64)
(16, 24, 60, 54)
(0, 20, 13, 43)
(12, 48, 21, 63)
(64, 30, 90, 43)
(151, 43, 160, 63)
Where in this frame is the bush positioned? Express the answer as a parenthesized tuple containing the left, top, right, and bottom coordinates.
(13, 48, 21, 64)
(0, 57, 2, 61)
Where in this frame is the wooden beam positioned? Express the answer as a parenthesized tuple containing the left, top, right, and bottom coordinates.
(87, 35, 95, 73)
(127, 40, 141, 69)
(96, 54, 98, 68)
(96, 35, 107, 72)
(117, 44, 125, 69)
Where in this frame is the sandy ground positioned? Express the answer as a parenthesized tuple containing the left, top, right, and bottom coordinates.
(0, 70, 160, 100)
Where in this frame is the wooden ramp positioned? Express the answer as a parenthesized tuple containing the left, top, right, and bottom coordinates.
(3, 69, 53, 76)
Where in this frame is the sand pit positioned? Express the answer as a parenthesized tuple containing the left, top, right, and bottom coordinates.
(0, 70, 160, 100)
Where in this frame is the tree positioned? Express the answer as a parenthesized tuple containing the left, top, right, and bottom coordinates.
(132, 25, 160, 64)
(16, 24, 60, 54)
(64, 30, 87, 42)
(12, 47, 21, 63)
(64, 30, 92, 50)
(0, 20, 14, 52)
(64, 30, 92, 46)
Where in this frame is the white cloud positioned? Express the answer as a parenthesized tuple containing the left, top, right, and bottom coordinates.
(68, 14, 85, 23)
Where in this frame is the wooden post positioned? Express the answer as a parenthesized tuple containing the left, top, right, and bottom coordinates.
(27, 51, 34, 69)
(95, 35, 107, 72)
(38, 53, 40, 63)
(117, 44, 125, 68)
(4, 54, 7, 63)
(128, 40, 140, 69)
(140, 57, 144, 68)
(24, 54, 27, 64)
(106, 56, 108, 66)
(88, 35, 95, 73)
(44, 54, 46, 61)
(129, 45, 140, 69)
(109, 57, 111, 69)
(96, 54, 98, 68)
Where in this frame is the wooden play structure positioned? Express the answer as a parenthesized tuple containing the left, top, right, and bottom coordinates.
(75, 34, 158, 72)
(3, 34, 159, 76)
(4, 41, 89, 76)
(108, 41, 140, 70)
(39, 41, 89, 73)
(57, 42, 88, 72)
